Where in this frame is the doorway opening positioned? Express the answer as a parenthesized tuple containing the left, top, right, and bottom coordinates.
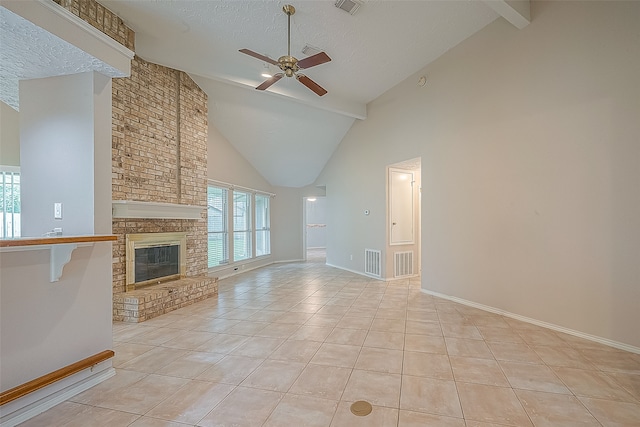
(387, 157, 421, 278)
(304, 196, 326, 263)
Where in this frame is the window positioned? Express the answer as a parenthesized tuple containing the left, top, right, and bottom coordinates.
(207, 182, 272, 269)
(255, 194, 270, 256)
(207, 186, 228, 267)
(1, 167, 20, 238)
(233, 190, 252, 261)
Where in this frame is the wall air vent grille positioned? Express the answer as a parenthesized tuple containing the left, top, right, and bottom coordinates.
(364, 248, 381, 278)
(394, 251, 414, 278)
(335, 0, 363, 15)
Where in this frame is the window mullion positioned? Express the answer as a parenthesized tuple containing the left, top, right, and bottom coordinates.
(228, 189, 235, 264)
(251, 193, 256, 260)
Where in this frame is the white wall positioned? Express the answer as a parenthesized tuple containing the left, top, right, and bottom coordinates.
(316, 126, 404, 277)
(0, 101, 20, 166)
(92, 74, 113, 235)
(207, 124, 274, 192)
(316, 1, 640, 349)
(19, 73, 98, 237)
(1, 72, 114, 422)
(0, 244, 114, 418)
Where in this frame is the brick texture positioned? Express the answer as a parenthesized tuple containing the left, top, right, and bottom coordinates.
(111, 57, 209, 295)
(113, 276, 218, 322)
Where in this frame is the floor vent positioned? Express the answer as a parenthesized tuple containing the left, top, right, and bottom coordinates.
(394, 251, 414, 278)
(364, 249, 381, 278)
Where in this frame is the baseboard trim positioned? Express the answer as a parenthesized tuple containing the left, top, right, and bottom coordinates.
(325, 263, 385, 281)
(209, 259, 275, 280)
(0, 368, 115, 427)
(421, 289, 640, 355)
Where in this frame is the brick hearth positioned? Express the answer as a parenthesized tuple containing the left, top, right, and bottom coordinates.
(113, 276, 218, 322)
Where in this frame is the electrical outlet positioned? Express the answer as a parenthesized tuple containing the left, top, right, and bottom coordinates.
(350, 254, 353, 261)
(54, 203, 62, 219)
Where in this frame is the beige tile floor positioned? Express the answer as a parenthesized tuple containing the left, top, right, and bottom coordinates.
(22, 253, 640, 426)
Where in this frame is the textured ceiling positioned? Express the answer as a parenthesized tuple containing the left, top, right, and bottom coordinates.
(0, 6, 125, 110)
(99, 1, 499, 118)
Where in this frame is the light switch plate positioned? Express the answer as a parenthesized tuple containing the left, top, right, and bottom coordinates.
(54, 203, 62, 219)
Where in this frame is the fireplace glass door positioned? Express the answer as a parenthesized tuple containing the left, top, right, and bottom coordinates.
(135, 244, 180, 283)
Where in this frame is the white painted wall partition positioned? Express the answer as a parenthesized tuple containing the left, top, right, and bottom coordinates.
(19, 73, 99, 237)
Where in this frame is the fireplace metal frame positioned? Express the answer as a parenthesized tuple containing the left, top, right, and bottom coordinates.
(125, 232, 187, 291)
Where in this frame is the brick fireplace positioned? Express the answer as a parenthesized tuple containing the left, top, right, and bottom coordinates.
(110, 56, 217, 322)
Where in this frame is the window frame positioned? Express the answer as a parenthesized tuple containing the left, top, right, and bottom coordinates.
(207, 185, 229, 268)
(232, 189, 252, 262)
(255, 193, 271, 257)
(207, 181, 273, 271)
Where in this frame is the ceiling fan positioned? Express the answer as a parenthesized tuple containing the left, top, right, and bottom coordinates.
(239, 4, 331, 96)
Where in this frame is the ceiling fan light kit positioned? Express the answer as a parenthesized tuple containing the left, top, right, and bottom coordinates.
(239, 4, 331, 96)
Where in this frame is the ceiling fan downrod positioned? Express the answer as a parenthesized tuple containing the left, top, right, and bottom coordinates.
(283, 5, 295, 57)
(281, 5, 296, 77)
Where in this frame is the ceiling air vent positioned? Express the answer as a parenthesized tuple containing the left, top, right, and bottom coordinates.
(302, 44, 322, 57)
(335, 0, 363, 15)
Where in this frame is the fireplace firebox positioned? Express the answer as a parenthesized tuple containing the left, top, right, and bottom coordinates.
(125, 232, 187, 291)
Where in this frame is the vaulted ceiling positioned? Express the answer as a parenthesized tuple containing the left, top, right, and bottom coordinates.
(3, 0, 530, 187)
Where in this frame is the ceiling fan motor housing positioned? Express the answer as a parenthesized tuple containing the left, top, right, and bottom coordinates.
(278, 55, 299, 77)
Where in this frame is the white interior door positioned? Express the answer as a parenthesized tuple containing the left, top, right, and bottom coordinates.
(389, 168, 414, 245)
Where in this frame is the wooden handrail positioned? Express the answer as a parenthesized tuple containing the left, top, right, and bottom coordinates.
(0, 235, 117, 248)
(0, 350, 114, 405)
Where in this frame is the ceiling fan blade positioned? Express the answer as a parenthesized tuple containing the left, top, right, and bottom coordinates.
(256, 73, 284, 91)
(297, 52, 331, 69)
(297, 75, 328, 96)
(239, 49, 278, 66)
